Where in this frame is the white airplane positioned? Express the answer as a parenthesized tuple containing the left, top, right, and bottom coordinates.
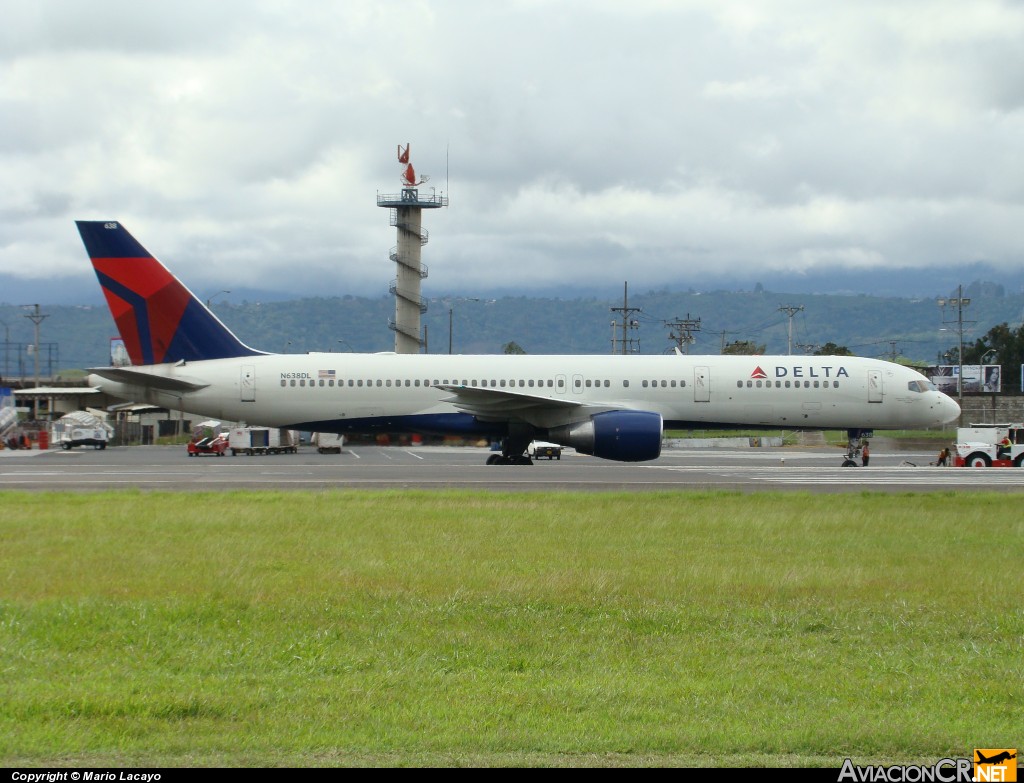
(76, 221, 961, 465)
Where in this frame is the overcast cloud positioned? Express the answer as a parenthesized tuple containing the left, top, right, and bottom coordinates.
(2, 0, 1023, 301)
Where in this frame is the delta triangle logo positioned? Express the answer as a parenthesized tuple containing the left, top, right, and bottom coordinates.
(751, 366, 768, 379)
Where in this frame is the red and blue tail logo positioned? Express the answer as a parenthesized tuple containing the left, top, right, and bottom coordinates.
(76, 221, 262, 365)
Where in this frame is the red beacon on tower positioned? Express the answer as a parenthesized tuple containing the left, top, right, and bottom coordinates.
(397, 143, 428, 187)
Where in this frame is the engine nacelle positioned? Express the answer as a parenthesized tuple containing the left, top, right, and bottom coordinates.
(548, 410, 663, 462)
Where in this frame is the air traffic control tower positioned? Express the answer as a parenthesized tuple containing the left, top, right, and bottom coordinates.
(377, 144, 448, 354)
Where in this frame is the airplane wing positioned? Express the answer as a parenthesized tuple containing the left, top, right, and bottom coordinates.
(436, 384, 596, 425)
(88, 367, 211, 393)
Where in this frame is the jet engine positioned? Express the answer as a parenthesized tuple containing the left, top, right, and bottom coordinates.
(547, 410, 662, 462)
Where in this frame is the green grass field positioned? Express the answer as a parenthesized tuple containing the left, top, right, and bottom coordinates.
(1, 490, 1020, 767)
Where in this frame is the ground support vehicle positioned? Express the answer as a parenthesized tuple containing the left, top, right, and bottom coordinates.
(187, 421, 230, 457)
(954, 423, 1024, 467)
(54, 411, 112, 450)
(528, 441, 562, 460)
(312, 432, 345, 454)
(229, 427, 299, 456)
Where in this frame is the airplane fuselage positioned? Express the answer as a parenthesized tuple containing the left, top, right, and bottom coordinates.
(92, 352, 958, 438)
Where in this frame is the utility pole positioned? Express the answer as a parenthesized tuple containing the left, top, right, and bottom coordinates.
(710, 330, 738, 354)
(0, 318, 8, 381)
(610, 282, 641, 354)
(22, 304, 49, 389)
(888, 340, 900, 362)
(777, 304, 804, 355)
(937, 286, 974, 406)
(666, 314, 701, 354)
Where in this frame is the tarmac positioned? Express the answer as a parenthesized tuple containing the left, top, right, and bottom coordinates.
(1, 440, 1019, 493)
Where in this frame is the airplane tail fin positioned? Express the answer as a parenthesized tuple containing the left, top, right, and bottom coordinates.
(76, 221, 263, 365)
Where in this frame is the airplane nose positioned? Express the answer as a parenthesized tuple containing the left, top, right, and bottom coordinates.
(938, 393, 961, 425)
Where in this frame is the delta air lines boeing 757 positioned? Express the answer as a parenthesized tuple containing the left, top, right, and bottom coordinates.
(76, 221, 960, 465)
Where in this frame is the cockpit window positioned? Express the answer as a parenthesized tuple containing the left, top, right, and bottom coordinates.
(907, 380, 934, 393)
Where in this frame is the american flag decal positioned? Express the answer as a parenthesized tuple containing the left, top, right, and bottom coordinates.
(319, 369, 336, 379)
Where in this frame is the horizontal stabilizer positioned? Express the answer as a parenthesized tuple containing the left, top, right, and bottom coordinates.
(88, 366, 210, 393)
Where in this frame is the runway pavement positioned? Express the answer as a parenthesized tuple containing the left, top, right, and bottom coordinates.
(2, 442, 1022, 492)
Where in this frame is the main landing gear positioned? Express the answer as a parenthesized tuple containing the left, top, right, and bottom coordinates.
(485, 430, 533, 466)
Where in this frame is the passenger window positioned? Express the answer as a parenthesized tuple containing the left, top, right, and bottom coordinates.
(623, 380, 629, 388)
(813, 381, 819, 388)
(300, 379, 305, 387)
(756, 380, 762, 388)
(680, 380, 685, 387)
(604, 380, 610, 387)
(661, 380, 667, 388)
(804, 381, 810, 388)
(280, 380, 286, 387)
(642, 380, 649, 388)
(528, 380, 535, 387)
(746, 380, 752, 388)
(557, 379, 564, 388)
(574, 379, 581, 389)
(736, 381, 742, 388)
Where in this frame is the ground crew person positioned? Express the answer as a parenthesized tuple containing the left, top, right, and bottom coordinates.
(998, 434, 1012, 460)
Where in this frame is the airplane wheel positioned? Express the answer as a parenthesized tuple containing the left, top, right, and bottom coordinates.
(842, 459, 858, 467)
(486, 454, 500, 465)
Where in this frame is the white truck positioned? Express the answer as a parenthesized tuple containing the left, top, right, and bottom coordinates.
(311, 432, 345, 454)
(229, 427, 299, 456)
(954, 423, 1024, 467)
(53, 411, 113, 450)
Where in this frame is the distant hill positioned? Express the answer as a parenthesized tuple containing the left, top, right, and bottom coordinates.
(2, 286, 1021, 377)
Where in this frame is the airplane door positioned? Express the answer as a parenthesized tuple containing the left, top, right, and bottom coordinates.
(694, 366, 710, 402)
(571, 374, 584, 396)
(241, 365, 256, 402)
(556, 374, 567, 395)
(868, 370, 883, 403)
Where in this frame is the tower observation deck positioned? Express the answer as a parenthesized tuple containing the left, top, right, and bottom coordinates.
(377, 144, 448, 354)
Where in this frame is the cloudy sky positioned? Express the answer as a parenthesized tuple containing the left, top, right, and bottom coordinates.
(3, 0, 1024, 303)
